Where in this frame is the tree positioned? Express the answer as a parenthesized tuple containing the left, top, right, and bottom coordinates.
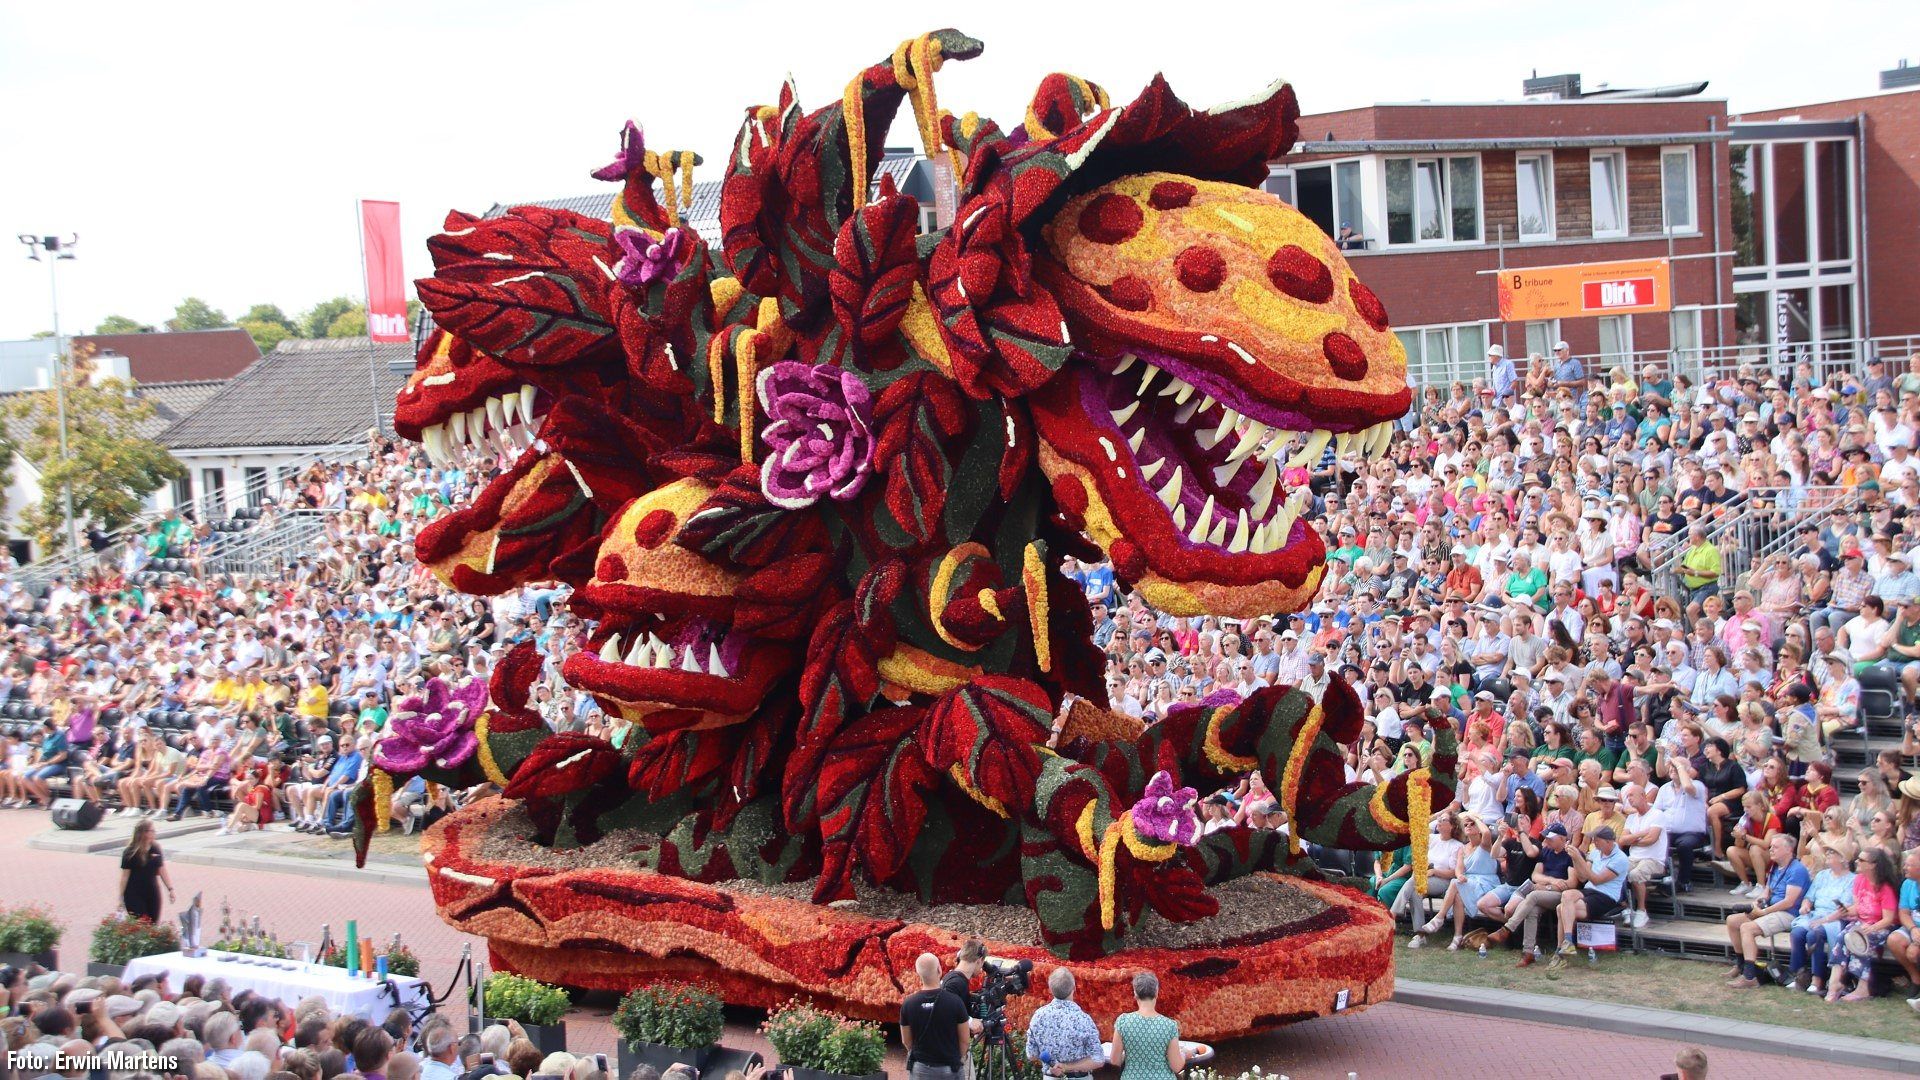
(95, 314, 155, 334)
(166, 297, 231, 332)
(325, 305, 368, 338)
(3, 354, 185, 551)
(237, 303, 297, 354)
(299, 296, 359, 338)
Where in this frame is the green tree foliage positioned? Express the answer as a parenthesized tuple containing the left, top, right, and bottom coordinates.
(325, 306, 368, 338)
(166, 297, 231, 332)
(3, 354, 185, 551)
(94, 315, 155, 334)
(299, 297, 359, 338)
(238, 303, 298, 354)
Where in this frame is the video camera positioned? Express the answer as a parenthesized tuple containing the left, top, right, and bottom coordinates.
(974, 958, 1035, 1046)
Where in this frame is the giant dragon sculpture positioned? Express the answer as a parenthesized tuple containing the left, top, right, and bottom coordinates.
(362, 30, 1459, 1040)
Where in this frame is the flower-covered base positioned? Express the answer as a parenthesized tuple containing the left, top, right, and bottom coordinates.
(425, 798, 1392, 1042)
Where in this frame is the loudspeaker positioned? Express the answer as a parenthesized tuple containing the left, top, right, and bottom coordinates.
(51, 798, 103, 831)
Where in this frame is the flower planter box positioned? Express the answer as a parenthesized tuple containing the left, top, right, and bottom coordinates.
(87, 962, 127, 978)
(0, 950, 56, 971)
(784, 1067, 884, 1080)
(468, 1018, 568, 1057)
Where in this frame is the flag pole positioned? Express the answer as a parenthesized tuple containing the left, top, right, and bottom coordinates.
(356, 199, 381, 437)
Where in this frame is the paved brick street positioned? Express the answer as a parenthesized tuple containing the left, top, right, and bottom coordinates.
(1, 811, 1888, 1078)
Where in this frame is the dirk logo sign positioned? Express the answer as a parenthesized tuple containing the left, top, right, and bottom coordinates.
(360, 200, 410, 343)
(1583, 277, 1655, 310)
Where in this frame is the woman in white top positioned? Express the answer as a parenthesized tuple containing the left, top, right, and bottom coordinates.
(1391, 810, 1464, 925)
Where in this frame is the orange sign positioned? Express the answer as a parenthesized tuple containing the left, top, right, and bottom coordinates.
(1495, 257, 1671, 322)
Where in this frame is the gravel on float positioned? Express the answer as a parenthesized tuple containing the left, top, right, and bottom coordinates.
(470, 803, 1326, 950)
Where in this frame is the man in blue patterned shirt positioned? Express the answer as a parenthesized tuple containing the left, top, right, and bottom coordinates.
(1024, 968, 1104, 1078)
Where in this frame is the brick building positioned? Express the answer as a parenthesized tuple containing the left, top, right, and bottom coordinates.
(1276, 96, 1734, 387)
(1732, 85, 1920, 345)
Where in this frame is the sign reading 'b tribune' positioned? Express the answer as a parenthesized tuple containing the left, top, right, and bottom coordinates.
(1496, 256, 1672, 322)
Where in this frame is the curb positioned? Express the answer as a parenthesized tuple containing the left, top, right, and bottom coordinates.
(162, 844, 428, 888)
(1394, 978, 1920, 1075)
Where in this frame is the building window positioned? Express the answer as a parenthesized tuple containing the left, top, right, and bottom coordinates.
(1669, 308, 1702, 364)
(1590, 150, 1627, 238)
(1396, 323, 1490, 387)
(201, 468, 228, 520)
(1515, 152, 1554, 240)
(1289, 160, 1368, 246)
(917, 205, 940, 235)
(1385, 156, 1480, 245)
(244, 466, 268, 508)
(1598, 314, 1633, 370)
(1524, 320, 1561, 360)
(1661, 147, 1697, 233)
(171, 474, 193, 511)
(1262, 169, 1295, 205)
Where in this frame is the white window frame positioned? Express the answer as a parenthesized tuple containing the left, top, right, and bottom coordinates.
(1523, 320, 1561, 360)
(1597, 314, 1634, 370)
(1589, 149, 1628, 239)
(1384, 154, 1483, 247)
(1396, 321, 1496, 388)
(1660, 146, 1698, 235)
(1515, 151, 1555, 241)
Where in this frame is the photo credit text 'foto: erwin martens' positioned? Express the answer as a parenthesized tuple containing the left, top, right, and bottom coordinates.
(8, 1049, 181, 1073)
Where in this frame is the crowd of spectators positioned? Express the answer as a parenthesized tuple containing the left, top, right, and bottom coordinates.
(0, 960, 760, 1080)
(0, 439, 610, 838)
(5, 346, 1920, 1003)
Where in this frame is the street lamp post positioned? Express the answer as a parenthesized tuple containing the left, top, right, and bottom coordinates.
(18, 233, 81, 554)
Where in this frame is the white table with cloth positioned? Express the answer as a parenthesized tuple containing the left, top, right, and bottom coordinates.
(122, 951, 428, 1020)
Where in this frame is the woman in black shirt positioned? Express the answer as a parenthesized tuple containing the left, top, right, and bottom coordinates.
(119, 818, 175, 922)
(1699, 736, 1747, 855)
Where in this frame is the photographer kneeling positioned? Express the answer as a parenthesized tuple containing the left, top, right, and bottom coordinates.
(901, 953, 970, 1079)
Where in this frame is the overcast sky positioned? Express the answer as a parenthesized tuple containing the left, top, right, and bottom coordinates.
(3, 0, 1914, 340)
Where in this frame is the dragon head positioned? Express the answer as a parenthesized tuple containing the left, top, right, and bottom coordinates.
(1029, 172, 1407, 617)
(562, 479, 799, 731)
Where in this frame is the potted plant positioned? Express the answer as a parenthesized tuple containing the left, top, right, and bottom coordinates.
(0, 904, 63, 970)
(762, 1001, 887, 1080)
(88, 914, 180, 976)
(318, 942, 421, 977)
(612, 982, 725, 1076)
(478, 973, 570, 1055)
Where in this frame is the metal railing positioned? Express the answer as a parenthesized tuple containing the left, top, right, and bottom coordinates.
(1410, 333, 1920, 392)
(1650, 485, 1861, 597)
(202, 509, 332, 577)
(9, 437, 372, 593)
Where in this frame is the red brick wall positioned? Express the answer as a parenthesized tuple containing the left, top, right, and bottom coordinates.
(1737, 89, 1920, 338)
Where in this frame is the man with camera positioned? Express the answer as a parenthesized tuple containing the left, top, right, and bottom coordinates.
(901, 953, 971, 1079)
(943, 937, 986, 1042)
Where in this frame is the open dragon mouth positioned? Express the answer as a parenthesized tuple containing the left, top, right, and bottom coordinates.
(564, 616, 792, 724)
(414, 382, 550, 467)
(1084, 349, 1394, 555)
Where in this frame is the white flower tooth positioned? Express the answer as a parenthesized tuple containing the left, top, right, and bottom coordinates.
(1249, 460, 1279, 519)
(1172, 397, 1201, 425)
(1189, 494, 1214, 542)
(1289, 429, 1331, 468)
(1127, 428, 1146, 454)
(1212, 456, 1248, 488)
(1140, 457, 1164, 482)
(450, 410, 468, 446)
(1156, 467, 1183, 507)
(1228, 421, 1268, 463)
(652, 638, 674, 668)
(1260, 429, 1296, 463)
(500, 391, 520, 426)
(1250, 525, 1272, 554)
(422, 425, 447, 464)
(708, 643, 727, 677)
(1112, 400, 1140, 426)
(1157, 376, 1185, 398)
(681, 647, 701, 674)
(1201, 408, 1236, 450)
(1206, 516, 1228, 546)
(1229, 508, 1251, 553)
(1112, 353, 1137, 376)
(1334, 431, 1354, 456)
(1198, 394, 1216, 414)
(1173, 380, 1195, 404)
(1172, 504, 1187, 530)
(1371, 421, 1394, 458)
(469, 406, 489, 440)
(599, 634, 621, 662)
(624, 636, 649, 666)
(1137, 363, 1161, 396)
(520, 384, 537, 421)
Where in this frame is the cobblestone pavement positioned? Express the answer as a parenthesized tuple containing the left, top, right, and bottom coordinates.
(3, 811, 1890, 1079)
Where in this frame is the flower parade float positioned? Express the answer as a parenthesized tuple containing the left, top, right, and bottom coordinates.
(358, 28, 1458, 1043)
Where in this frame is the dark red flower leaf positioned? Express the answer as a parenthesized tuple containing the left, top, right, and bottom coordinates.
(503, 732, 621, 800)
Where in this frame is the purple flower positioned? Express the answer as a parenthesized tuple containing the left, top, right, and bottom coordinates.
(591, 120, 645, 182)
(613, 226, 688, 288)
(373, 676, 488, 774)
(755, 362, 875, 510)
(1128, 770, 1202, 846)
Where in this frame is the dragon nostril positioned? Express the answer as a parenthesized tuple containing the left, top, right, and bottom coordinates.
(1077, 192, 1144, 244)
(1323, 332, 1369, 381)
(1174, 246, 1226, 292)
(1102, 275, 1153, 312)
(1349, 279, 1391, 332)
(632, 509, 677, 549)
(1148, 180, 1196, 210)
(596, 554, 627, 582)
(1266, 245, 1333, 303)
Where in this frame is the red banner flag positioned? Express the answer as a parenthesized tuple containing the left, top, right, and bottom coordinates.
(359, 200, 409, 342)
